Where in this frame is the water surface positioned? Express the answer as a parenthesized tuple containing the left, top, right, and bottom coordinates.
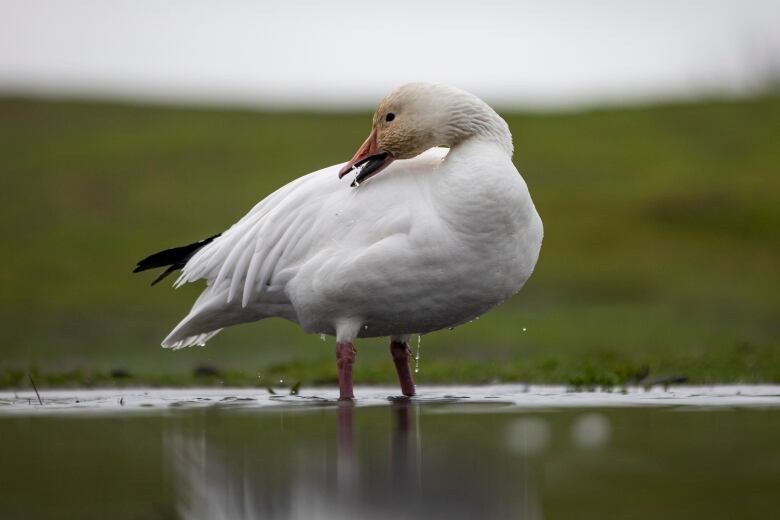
(1, 386, 779, 519)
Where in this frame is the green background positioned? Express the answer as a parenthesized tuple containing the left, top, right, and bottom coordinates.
(1, 96, 778, 388)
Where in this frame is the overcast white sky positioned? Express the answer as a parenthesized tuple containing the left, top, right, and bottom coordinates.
(1, 0, 779, 109)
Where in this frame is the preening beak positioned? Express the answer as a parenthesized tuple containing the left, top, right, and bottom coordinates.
(338, 129, 395, 187)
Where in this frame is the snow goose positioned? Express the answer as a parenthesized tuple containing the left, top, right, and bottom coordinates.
(134, 83, 543, 399)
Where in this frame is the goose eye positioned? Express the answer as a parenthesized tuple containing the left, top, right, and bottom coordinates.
(385, 112, 395, 122)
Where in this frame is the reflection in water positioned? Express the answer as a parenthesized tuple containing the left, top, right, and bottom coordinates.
(389, 400, 421, 498)
(336, 402, 356, 495)
(570, 412, 612, 449)
(165, 401, 547, 519)
(5, 406, 780, 518)
(506, 417, 550, 456)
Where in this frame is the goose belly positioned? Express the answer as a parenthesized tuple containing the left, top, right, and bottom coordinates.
(288, 216, 541, 337)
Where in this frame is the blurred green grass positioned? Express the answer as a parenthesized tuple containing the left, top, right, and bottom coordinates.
(0, 96, 778, 388)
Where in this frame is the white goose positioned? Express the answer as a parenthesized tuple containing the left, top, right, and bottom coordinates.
(134, 83, 543, 399)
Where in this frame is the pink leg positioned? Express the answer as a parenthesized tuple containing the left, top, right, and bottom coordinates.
(390, 340, 416, 397)
(336, 341, 356, 400)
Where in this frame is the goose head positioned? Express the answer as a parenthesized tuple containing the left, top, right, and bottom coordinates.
(339, 82, 513, 187)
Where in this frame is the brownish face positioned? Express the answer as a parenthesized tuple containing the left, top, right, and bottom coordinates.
(339, 83, 510, 187)
(338, 87, 439, 187)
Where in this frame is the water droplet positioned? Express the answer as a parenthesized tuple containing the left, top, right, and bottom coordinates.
(414, 335, 422, 373)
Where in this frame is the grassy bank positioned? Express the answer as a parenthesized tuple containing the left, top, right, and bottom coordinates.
(1, 96, 778, 388)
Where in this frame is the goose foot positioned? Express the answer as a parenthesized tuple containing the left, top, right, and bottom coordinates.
(390, 340, 416, 397)
(336, 341, 356, 400)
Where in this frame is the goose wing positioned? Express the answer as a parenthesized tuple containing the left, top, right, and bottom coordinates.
(176, 149, 446, 308)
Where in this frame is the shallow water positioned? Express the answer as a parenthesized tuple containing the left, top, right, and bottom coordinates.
(1, 386, 779, 519)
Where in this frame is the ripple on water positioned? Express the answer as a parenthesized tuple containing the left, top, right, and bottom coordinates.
(1, 385, 780, 415)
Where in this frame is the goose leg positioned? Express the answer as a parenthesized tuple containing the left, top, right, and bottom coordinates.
(336, 341, 357, 400)
(390, 340, 416, 397)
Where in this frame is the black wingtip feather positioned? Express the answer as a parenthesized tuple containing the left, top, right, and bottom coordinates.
(150, 264, 180, 286)
(133, 233, 221, 285)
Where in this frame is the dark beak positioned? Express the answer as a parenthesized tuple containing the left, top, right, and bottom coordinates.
(346, 152, 392, 187)
(338, 129, 395, 187)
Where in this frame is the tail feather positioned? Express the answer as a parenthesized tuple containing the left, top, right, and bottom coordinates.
(133, 233, 221, 286)
(163, 328, 223, 350)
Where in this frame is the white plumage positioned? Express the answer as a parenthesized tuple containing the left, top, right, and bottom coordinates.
(153, 83, 543, 359)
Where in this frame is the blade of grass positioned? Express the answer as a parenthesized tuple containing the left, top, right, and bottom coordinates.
(28, 373, 43, 406)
